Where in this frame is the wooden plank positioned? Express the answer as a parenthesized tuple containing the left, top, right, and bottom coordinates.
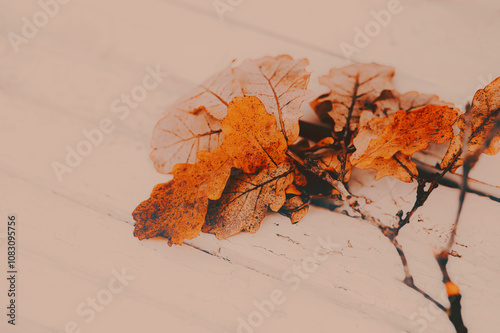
(1, 0, 499, 332)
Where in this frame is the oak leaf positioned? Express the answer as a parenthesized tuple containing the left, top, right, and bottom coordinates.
(441, 77, 500, 171)
(356, 152, 418, 183)
(279, 194, 310, 224)
(278, 175, 310, 224)
(316, 149, 352, 182)
(309, 63, 456, 183)
(201, 97, 294, 238)
(221, 96, 288, 174)
(311, 63, 395, 132)
(351, 106, 458, 181)
(203, 162, 294, 239)
(133, 147, 234, 245)
(373, 89, 453, 117)
(150, 109, 224, 174)
(233, 55, 312, 143)
(150, 65, 240, 173)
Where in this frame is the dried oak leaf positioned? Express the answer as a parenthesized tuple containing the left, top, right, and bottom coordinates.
(279, 194, 310, 224)
(351, 106, 458, 181)
(314, 149, 352, 182)
(311, 63, 395, 131)
(309, 63, 455, 182)
(360, 152, 418, 182)
(351, 110, 392, 154)
(373, 90, 454, 117)
(441, 77, 500, 171)
(150, 109, 224, 174)
(133, 147, 233, 245)
(150, 66, 238, 173)
(151, 55, 311, 173)
(202, 96, 297, 239)
(233, 55, 312, 143)
(278, 174, 310, 224)
(203, 162, 294, 239)
(221, 96, 287, 174)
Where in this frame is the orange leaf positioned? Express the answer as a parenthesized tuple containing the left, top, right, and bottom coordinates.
(316, 149, 352, 182)
(133, 147, 233, 245)
(355, 152, 418, 183)
(150, 109, 223, 174)
(221, 96, 288, 174)
(441, 77, 500, 171)
(311, 63, 395, 132)
(203, 162, 294, 239)
(373, 89, 453, 117)
(352, 105, 458, 168)
(279, 195, 310, 224)
(233, 55, 312, 143)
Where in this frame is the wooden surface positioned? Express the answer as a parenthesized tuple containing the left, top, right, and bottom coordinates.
(1, 1, 499, 332)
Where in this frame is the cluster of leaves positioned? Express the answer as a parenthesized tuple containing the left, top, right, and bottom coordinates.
(134, 55, 311, 245)
(133, 55, 500, 332)
(309, 63, 457, 183)
(134, 56, 499, 245)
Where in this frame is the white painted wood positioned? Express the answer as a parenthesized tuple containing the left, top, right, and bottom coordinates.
(0, 0, 499, 332)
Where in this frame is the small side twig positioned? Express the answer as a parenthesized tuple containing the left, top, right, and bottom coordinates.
(415, 160, 500, 203)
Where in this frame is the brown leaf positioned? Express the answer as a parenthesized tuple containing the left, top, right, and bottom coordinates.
(352, 106, 458, 180)
(279, 195, 309, 224)
(279, 178, 310, 224)
(203, 162, 294, 239)
(373, 90, 453, 117)
(309, 63, 455, 183)
(285, 183, 302, 196)
(292, 167, 308, 187)
(168, 65, 240, 119)
(233, 55, 312, 143)
(311, 63, 395, 132)
(221, 96, 288, 174)
(441, 77, 500, 171)
(350, 110, 393, 163)
(356, 152, 418, 183)
(316, 149, 352, 182)
(133, 147, 234, 245)
(150, 109, 223, 174)
(150, 66, 239, 173)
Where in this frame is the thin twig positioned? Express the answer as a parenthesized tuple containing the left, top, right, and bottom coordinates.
(433, 114, 500, 333)
(415, 160, 500, 202)
(448, 116, 500, 251)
